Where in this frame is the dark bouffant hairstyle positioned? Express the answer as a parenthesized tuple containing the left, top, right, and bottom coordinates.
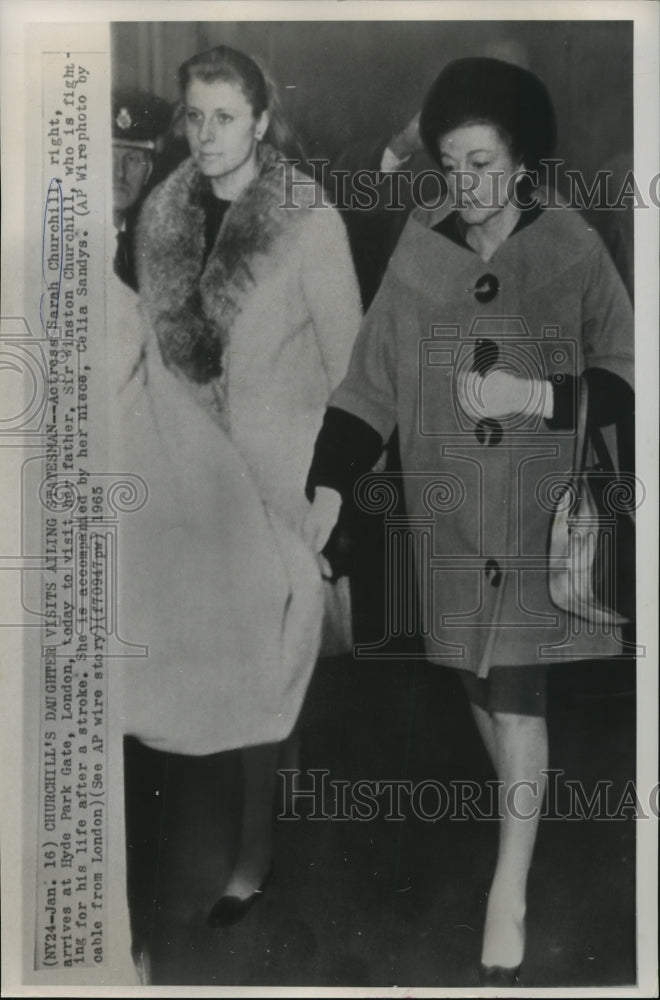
(420, 57, 557, 174)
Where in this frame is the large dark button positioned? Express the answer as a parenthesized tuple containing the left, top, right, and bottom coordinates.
(474, 273, 499, 303)
(484, 559, 502, 587)
(475, 418, 503, 446)
(473, 337, 499, 375)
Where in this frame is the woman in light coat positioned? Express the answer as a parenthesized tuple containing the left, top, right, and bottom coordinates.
(120, 43, 361, 949)
(304, 57, 634, 985)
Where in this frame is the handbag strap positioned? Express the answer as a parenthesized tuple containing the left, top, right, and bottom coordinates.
(574, 377, 590, 474)
(574, 376, 617, 474)
(588, 424, 616, 473)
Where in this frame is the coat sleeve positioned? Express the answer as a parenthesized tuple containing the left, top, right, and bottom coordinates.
(327, 265, 400, 444)
(299, 204, 363, 392)
(581, 237, 634, 390)
(546, 238, 635, 431)
(304, 242, 401, 502)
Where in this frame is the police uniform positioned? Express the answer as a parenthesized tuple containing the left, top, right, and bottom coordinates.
(112, 88, 173, 290)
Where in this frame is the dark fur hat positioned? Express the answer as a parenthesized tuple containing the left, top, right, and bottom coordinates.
(420, 57, 556, 173)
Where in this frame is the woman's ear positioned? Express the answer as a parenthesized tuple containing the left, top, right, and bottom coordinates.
(255, 109, 270, 141)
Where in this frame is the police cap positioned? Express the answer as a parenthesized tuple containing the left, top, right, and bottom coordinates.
(112, 88, 173, 149)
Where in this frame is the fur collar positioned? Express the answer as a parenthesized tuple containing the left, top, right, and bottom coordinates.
(136, 145, 293, 385)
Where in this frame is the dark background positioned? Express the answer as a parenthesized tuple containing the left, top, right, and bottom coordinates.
(112, 20, 632, 181)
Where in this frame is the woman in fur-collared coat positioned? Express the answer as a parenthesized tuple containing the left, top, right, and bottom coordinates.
(126, 45, 361, 940)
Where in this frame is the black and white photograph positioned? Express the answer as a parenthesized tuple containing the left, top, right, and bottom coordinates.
(0, 2, 658, 995)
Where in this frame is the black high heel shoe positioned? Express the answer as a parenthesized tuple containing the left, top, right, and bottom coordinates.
(478, 962, 522, 987)
(207, 868, 273, 929)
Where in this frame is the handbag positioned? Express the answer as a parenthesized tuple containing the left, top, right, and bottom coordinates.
(548, 381, 635, 626)
(317, 500, 355, 658)
(320, 575, 353, 658)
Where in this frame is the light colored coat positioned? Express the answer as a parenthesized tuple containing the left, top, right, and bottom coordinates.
(137, 152, 363, 533)
(331, 204, 634, 675)
(110, 156, 362, 755)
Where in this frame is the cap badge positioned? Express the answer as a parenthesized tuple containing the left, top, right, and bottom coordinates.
(116, 107, 132, 131)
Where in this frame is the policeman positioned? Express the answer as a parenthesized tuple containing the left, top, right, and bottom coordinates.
(112, 88, 173, 291)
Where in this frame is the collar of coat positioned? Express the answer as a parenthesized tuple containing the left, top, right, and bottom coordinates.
(136, 144, 293, 385)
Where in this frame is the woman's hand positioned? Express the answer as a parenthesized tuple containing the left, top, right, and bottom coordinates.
(456, 368, 552, 421)
(302, 487, 342, 555)
(389, 111, 423, 161)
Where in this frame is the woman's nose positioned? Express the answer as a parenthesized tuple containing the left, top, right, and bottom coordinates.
(199, 116, 215, 144)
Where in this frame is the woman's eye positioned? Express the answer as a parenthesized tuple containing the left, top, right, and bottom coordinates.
(472, 161, 491, 171)
(214, 112, 233, 125)
(186, 110, 201, 123)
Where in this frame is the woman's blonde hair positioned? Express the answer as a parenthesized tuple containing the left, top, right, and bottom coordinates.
(178, 45, 304, 159)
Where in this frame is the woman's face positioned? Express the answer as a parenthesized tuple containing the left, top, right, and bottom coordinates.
(437, 122, 522, 225)
(184, 77, 268, 181)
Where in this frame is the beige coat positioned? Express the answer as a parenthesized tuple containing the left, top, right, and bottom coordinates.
(111, 157, 362, 755)
(137, 153, 363, 533)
